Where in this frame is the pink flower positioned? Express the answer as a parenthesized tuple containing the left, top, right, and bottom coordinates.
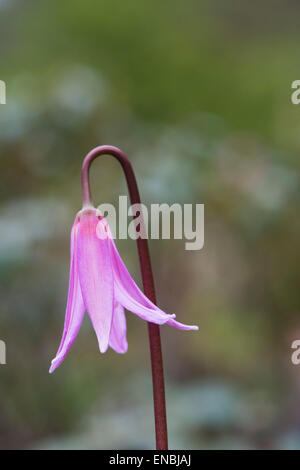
(50, 207, 198, 373)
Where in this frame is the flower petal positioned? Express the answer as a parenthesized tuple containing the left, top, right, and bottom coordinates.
(105, 216, 197, 330)
(108, 232, 198, 329)
(49, 218, 85, 373)
(108, 234, 175, 319)
(165, 317, 199, 331)
(77, 210, 114, 353)
(114, 279, 175, 324)
(109, 301, 128, 353)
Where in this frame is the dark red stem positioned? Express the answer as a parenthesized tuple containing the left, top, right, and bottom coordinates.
(81, 145, 168, 450)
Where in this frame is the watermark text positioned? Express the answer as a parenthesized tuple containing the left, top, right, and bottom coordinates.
(0, 340, 6, 365)
(0, 80, 6, 104)
(96, 196, 204, 251)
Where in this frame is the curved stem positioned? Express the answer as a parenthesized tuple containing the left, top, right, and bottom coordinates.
(81, 145, 168, 450)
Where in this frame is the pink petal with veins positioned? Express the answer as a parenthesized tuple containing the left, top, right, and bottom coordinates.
(49, 217, 85, 373)
(114, 278, 175, 324)
(107, 225, 197, 330)
(108, 232, 172, 316)
(109, 301, 128, 353)
(77, 210, 114, 353)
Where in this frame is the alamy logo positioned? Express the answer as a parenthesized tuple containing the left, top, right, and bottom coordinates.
(0, 80, 6, 104)
(0, 340, 6, 365)
(96, 196, 204, 251)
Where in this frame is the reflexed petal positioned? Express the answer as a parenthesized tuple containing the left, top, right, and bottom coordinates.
(78, 210, 114, 353)
(108, 232, 197, 329)
(49, 218, 85, 373)
(114, 279, 175, 324)
(108, 234, 175, 318)
(166, 317, 198, 331)
(109, 301, 128, 353)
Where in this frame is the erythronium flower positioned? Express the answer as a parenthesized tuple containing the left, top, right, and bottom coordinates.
(49, 206, 198, 373)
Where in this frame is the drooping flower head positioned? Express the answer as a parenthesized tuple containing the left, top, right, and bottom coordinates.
(50, 206, 198, 373)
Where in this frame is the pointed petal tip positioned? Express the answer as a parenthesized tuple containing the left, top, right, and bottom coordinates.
(99, 342, 109, 354)
(49, 355, 63, 373)
(173, 324, 199, 331)
(118, 338, 128, 354)
(118, 349, 128, 355)
(112, 342, 128, 354)
(166, 317, 199, 331)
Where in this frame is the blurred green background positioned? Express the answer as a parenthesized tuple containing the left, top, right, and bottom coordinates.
(0, 0, 299, 449)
